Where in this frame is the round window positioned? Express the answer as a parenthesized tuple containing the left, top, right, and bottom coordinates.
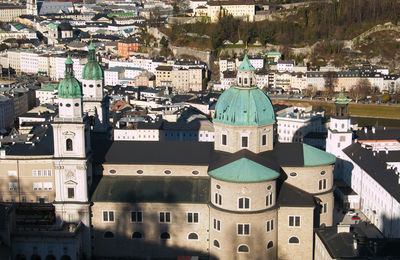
(66, 104, 71, 107)
(89, 85, 94, 88)
(84, 84, 86, 87)
(136, 170, 143, 174)
(75, 103, 79, 107)
(164, 170, 171, 175)
(192, 170, 199, 175)
(216, 184, 221, 189)
(267, 185, 272, 190)
(109, 169, 116, 174)
(59, 103, 63, 106)
(97, 84, 101, 88)
(321, 171, 326, 175)
(289, 172, 297, 177)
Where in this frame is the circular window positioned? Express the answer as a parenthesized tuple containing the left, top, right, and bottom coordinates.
(109, 169, 116, 174)
(136, 170, 143, 174)
(192, 170, 199, 175)
(84, 84, 86, 87)
(267, 185, 272, 190)
(75, 103, 79, 107)
(164, 170, 171, 175)
(97, 84, 101, 88)
(289, 172, 297, 177)
(66, 104, 71, 107)
(89, 85, 94, 88)
(216, 184, 221, 189)
(59, 103, 63, 106)
(320, 171, 326, 175)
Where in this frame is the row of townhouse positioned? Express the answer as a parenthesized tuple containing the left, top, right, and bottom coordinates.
(216, 68, 400, 92)
(0, 49, 87, 80)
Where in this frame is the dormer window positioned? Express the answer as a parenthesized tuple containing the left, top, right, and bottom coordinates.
(239, 77, 242, 84)
(244, 78, 248, 85)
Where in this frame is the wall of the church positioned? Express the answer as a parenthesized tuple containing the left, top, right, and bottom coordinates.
(214, 122, 274, 154)
(91, 202, 210, 258)
(277, 206, 314, 260)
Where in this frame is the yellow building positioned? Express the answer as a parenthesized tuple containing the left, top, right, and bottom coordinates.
(207, 0, 256, 22)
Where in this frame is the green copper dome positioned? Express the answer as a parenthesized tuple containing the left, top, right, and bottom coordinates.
(82, 42, 103, 80)
(237, 54, 255, 71)
(208, 158, 280, 183)
(213, 86, 275, 126)
(58, 56, 82, 99)
(335, 89, 349, 105)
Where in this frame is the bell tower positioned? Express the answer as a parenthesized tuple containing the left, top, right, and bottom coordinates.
(326, 90, 352, 158)
(52, 55, 92, 257)
(81, 42, 109, 132)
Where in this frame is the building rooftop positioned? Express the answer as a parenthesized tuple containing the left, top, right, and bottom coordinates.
(91, 176, 209, 204)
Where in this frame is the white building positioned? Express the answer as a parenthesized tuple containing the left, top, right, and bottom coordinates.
(35, 84, 58, 105)
(276, 105, 324, 143)
(277, 60, 294, 72)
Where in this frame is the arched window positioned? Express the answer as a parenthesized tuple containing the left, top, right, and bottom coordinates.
(237, 244, 249, 253)
(267, 241, 273, 249)
(132, 232, 143, 239)
(66, 138, 73, 151)
(213, 240, 220, 248)
(188, 233, 198, 240)
(104, 231, 114, 239)
(160, 232, 170, 239)
(289, 236, 299, 244)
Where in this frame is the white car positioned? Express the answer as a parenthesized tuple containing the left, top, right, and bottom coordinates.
(346, 210, 357, 216)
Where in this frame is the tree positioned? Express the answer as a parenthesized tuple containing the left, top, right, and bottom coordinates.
(381, 93, 391, 103)
(322, 72, 337, 101)
(160, 36, 168, 48)
(303, 85, 318, 100)
(349, 79, 372, 103)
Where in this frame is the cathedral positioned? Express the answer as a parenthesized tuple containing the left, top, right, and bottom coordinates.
(0, 48, 336, 260)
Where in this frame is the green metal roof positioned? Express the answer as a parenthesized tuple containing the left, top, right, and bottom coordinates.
(48, 23, 57, 30)
(82, 43, 103, 80)
(266, 52, 281, 56)
(65, 55, 73, 65)
(39, 84, 57, 92)
(213, 86, 275, 126)
(303, 143, 336, 167)
(237, 54, 255, 71)
(208, 158, 280, 183)
(335, 90, 349, 105)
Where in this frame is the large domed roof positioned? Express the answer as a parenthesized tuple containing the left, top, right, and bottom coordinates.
(213, 86, 275, 126)
(58, 56, 82, 99)
(82, 42, 103, 80)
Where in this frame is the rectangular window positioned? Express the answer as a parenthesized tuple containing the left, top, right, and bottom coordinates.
(213, 218, 221, 231)
(9, 182, 17, 191)
(237, 224, 250, 235)
(43, 182, 53, 191)
(322, 203, 327, 214)
(319, 179, 327, 190)
(67, 187, 75, 199)
(266, 219, 274, 232)
(266, 193, 273, 206)
(187, 212, 199, 223)
(160, 212, 171, 223)
(131, 211, 143, 223)
(238, 198, 250, 209)
(289, 216, 301, 227)
(8, 171, 17, 176)
(33, 182, 42, 191)
(262, 134, 267, 146)
(241, 136, 248, 148)
(103, 211, 115, 222)
(222, 134, 227, 145)
(215, 193, 222, 205)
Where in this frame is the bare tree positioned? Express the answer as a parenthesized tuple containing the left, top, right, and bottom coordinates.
(322, 71, 337, 101)
(349, 78, 372, 103)
(303, 85, 318, 100)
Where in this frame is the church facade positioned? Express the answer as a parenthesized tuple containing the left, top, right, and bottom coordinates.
(0, 50, 336, 260)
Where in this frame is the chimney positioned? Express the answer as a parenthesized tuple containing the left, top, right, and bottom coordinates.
(337, 224, 350, 233)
